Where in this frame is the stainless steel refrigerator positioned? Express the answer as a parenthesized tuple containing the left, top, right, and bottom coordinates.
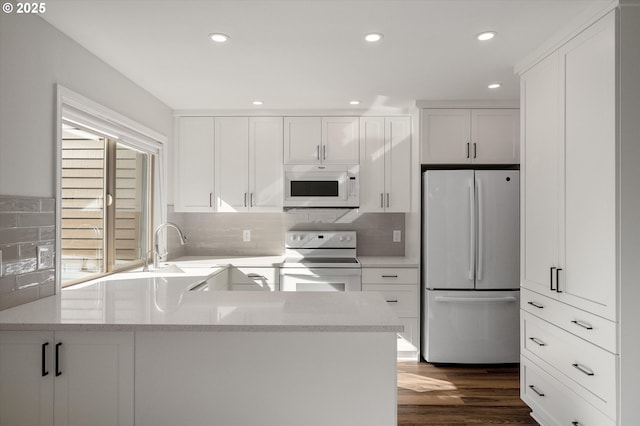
(422, 169, 520, 363)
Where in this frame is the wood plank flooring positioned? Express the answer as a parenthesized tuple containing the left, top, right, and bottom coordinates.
(397, 361, 538, 425)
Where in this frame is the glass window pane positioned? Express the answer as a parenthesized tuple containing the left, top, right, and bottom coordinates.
(114, 143, 150, 266)
(60, 125, 105, 285)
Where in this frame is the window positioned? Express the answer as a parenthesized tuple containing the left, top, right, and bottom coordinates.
(60, 122, 153, 286)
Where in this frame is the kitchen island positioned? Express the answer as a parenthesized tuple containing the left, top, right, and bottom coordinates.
(0, 266, 402, 426)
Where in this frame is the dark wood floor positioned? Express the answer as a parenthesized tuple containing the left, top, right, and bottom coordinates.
(397, 361, 538, 425)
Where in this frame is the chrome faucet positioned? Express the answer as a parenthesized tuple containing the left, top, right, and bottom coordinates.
(152, 222, 188, 269)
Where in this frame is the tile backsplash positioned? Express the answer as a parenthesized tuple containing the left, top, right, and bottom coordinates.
(167, 206, 405, 258)
(0, 195, 56, 310)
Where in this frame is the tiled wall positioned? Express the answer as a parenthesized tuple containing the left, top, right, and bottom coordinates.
(167, 206, 405, 258)
(0, 196, 56, 310)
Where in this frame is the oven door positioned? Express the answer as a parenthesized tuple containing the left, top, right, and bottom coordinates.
(280, 267, 362, 292)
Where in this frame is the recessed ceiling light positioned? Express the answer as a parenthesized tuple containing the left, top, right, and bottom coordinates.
(476, 31, 497, 41)
(349, 100, 361, 105)
(488, 83, 502, 89)
(252, 100, 263, 106)
(209, 33, 230, 43)
(365, 33, 383, 42)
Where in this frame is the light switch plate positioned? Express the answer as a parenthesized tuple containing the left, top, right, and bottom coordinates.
(37, 244, 54, 269)
(393, 230, 402, 243)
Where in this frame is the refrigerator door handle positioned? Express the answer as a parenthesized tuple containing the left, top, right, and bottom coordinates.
(468, 179, 475, 281)
(434, 296, 517, 303)
(476, 177, 483, 281)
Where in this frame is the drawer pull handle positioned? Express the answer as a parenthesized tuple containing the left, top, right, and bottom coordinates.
(528, 385, 544, 397)
(571, 320, 593, 331)
(381, 275, 398, 278)
(527, 301, 544, 309)
(572, 363, 594, 376)
(529, 337, 546, 347)
(386, 299, 399, 304)
(247, 274, 267, 280)
(572, 422, 582, 426)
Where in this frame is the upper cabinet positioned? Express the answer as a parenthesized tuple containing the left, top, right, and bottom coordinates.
(284, 116, 359, 164)
(359, 116, 411, 212)
(174, 117, 215, 212)
(420, 108, 519, 164)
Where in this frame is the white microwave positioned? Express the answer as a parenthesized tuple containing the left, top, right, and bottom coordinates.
(283, 164, 359, 208)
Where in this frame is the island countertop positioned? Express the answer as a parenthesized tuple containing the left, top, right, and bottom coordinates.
(0, 270, 403, 333)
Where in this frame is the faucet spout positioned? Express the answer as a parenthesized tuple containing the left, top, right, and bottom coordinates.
(153, 222, 188, 268)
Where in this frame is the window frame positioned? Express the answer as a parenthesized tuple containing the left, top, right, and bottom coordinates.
(56, 85, 167, 291)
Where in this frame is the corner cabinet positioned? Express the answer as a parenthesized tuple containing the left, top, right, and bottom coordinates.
(284, 116, 359, 164)
(0, 331, 134, 426)
(420, 108, 519, 164)
(359, 117, 411, 212)
(519, 5, 640, 425)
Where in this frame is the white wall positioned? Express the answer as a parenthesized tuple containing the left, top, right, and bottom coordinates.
(0, 14, 173, 198)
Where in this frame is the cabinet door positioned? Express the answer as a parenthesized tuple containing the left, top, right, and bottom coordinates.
(174, 117, 215, 211)
(284, 117, 322, 164)
(0, 331, 54, 426)
(215, 117, 249, 212)
(321, 116, 359, 164)
(249, 117, 283, 212)
(359, 117, 386, 212)
(520, 52, 561, 298)
(53, 331, 133, 426)
(559, 12, 616, 320)
(420, 109, 471, 164)
(471, 109, 519, 164)
(385, 116, 411, 212)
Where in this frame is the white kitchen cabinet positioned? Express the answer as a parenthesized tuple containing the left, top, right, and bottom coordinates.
(0, 331, 133, 426)
(215, 117, 283, 212)
(229, 266, 279, 291)
(359, 116, 411, 212)
(519, 5, 640, 425)
(361, 266, 419, 359)
(284, 116, 359, 164)
(174, 117, 215, 212)
(420, 109, 519, 164)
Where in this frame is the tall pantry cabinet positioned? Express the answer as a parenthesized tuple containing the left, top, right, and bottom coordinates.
(518, 3, 640, 425)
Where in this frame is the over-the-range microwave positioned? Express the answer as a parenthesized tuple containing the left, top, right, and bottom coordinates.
(283, 164, 359, 208)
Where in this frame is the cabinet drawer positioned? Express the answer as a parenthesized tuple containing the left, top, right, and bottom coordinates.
(521, 355, 615, 426)
(521, 311, 616, 419)
(362, 284, 417, 317)
(230, 267, 278, 287)
(231, 283, 278, 292)
(521, 288, 616, 353)
(362, 268, 418, 284)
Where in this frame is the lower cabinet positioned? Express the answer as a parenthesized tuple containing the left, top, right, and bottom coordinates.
(229, 266, 279, 291)
(361, 266, 419, 358)
(0, 331, 134, 426)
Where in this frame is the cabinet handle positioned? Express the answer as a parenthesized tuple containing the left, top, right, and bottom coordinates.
(323, 145, 327, 160)
(528, 385, 545, 397)
(381, 274, 398, 278)
(572, 363, 594, 376)
(380, 193, 384, 208)
(571, 320, 593, 331)
(550, 267, 556, 291)
(386, 299, 399, 304)
(41, 342, 49, 377)
(527, 301, 544, 309)
(244, 192, 247, 207)
(556, 268, 563, 293)
(473, 142, 477, 159)
(529, 337, 546, 347)
(316, 145, 320, 160)
(386, 193, 390, 208)
(55, 342, 62, 377)
(466, 143, 470, 159)
(250, 193, 254, 207)
(572, 422, 582, 426)
(247, 273, 267, 280)
(209, 193, 213, 208)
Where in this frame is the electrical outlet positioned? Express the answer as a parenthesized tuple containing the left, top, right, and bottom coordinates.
(242, 230, 251, 242)
(37, 244, 54, 269)
(393, 230, 402, 243)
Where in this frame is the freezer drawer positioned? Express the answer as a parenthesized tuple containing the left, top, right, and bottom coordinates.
(422, 290, 520, 363)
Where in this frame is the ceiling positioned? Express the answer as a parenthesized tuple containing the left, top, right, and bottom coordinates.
(41, 0, 609, 111)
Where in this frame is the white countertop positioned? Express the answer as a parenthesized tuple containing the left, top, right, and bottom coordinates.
(0, 266, 402, 333)
(169, 255, 285, 268)
(357, 256, 419, 268)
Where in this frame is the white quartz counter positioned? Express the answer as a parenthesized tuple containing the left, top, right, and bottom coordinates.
(0, 268, 402, 333)
(357, 256, 419, 268)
